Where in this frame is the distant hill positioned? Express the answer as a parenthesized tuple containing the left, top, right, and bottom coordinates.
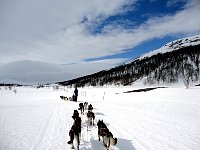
(58, 34, 200, 87)
(0, 60, 72, 85)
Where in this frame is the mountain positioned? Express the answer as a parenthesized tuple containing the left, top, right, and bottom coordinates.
(58, 34, 200, 87)
(0, 59, 123, 85)
(0, 60, 73, 85)
(139, 34, 200, 59)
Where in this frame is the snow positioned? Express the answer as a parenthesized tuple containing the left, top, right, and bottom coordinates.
(138, 34, 200, 60)
(0, 85, 200, 150)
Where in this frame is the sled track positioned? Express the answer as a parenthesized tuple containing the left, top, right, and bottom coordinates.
(30, 100, 75, 150)
(31, 103, 58, 150)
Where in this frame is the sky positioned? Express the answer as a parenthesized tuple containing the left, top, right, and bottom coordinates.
(0, 0, 200, 83)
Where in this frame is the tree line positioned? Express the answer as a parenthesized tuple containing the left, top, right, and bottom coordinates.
(58, 44, 200, 88)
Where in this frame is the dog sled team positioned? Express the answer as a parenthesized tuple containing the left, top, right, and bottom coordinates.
(60, 87, 117, 149)
(67, 101, 117, 150)
(60, 87, 78, 102)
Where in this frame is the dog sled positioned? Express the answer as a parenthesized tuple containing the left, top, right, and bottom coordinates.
(60, 95, 68, 100)
(60, 94, 77, 102)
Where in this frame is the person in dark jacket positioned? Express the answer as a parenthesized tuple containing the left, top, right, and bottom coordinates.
(73, 86, 78, 102)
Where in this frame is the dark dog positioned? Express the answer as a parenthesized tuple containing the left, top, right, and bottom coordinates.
(68, 110, 82, 150)
(88, 104, 93, 111)
(72, 110, 79, 119)
(60, 96, 68, 100)
(97, 120, 117, 150)
(78, 103, 84, 114)
(68, 123, 81, 149)
(87, 111, 95, 125)
(72, 110, 81, 133)
(97, 120, 108, 140)
(73, 115, 81, 128)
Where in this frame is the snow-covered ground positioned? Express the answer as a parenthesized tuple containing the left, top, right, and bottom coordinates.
(138, 34, 200, 60)
(0, 85, 200, 150)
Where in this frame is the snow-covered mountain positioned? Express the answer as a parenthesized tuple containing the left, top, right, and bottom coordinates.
(0, 60, 74, 85)
(1, 34, 200, 86)
(0, 59, 119, 85)
(139, 34, 200, 60)
(59, 34, 200, 87)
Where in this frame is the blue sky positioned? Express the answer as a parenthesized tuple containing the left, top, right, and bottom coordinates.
(0, 0, 200, 82)
(83, 0, 189, 62)
(85, 0, 186, 34)
(84, 35, 175, 63)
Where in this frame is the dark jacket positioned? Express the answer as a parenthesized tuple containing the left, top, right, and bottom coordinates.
(74, 87, 78, 97)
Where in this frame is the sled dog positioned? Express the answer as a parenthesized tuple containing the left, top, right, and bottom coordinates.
(87, 111, 95, 125)
(68, 111, 82, 150)
(88, 104, 93, 111)
(78, 103, 84, 114)
(84, 102, 88, 111)
(97, 120, 117, 150)
(67, 123, 81, 150)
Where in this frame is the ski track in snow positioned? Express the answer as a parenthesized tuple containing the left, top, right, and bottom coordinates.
(0, 86, 200, 150)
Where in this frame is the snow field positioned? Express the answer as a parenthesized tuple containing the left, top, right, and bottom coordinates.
(0, 86, 200, 150)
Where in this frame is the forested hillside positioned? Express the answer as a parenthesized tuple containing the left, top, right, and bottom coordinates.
(59, 44, 200, 87)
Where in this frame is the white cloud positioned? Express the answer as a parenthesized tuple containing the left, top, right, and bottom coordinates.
(166, 0, 187, 7)
(135, 0, 200, 40)
(0, 0, 200, 83)
(0, 0, 133, 63)
(1, 0, 199, 65)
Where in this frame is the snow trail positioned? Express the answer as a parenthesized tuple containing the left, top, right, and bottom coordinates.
(0, 86, 200, 150)
(31, 103, 58, 150)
